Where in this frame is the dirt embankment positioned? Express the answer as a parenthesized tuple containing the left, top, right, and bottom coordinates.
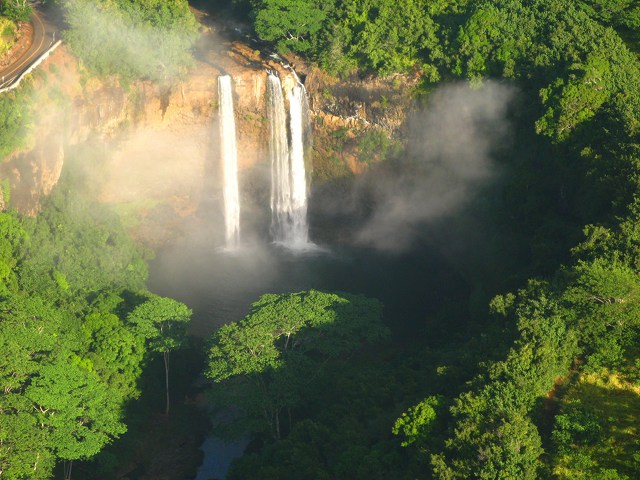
(0, 20, 33, 69)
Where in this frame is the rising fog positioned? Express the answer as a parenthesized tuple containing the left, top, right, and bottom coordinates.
(354, 81, 516, 252)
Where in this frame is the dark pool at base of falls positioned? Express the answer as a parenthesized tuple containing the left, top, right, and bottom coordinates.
(148, 237, 464, 339)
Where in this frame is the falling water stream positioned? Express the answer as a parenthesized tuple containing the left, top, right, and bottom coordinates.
(267, 73, 310, 248)
(287, 79, 310, 245)
(218, 75, 240, 248)
(166, 70, 464, 479)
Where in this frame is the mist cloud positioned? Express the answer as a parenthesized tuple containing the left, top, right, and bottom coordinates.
(63, 0, 198, 82)
(355, 81, 516, 252)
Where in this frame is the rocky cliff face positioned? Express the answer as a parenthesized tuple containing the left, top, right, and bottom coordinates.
(0, 35, 417, 244)
(305, 64, 419, 175)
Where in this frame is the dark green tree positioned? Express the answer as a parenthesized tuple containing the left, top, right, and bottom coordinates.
(206, 290, 387, 439)
(253, 0, 328, 53)
(80, 309, 146, 400)
(1, 0, 32, 22)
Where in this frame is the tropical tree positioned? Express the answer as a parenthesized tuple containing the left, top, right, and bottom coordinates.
(253, 0, 328, 53)
(206, 290, 387, 439)
(393, 395, 444, 449)
(24, 359, 127, 480)
(81, 310, 146, 400)
(1, 0, 32, 22)
(127, 294, 192, 415)
(0, 295, 61, 479)
(0, 212, 24, 295)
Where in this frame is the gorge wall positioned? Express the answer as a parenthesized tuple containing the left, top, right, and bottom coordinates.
(0, 34, 418, 245)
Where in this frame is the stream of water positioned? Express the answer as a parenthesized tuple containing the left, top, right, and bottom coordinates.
(218, 75, 240, 249)
(267, 73, 310, 248)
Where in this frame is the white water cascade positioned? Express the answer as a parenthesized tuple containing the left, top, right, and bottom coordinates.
(267, 73, 310, 247)
(218, 75, 240, 248)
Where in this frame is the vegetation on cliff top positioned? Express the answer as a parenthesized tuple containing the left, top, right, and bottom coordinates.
(62, 0, 199, 82)
(0, 15, 17, 56)
(0, 0, 32, 23)
(235, 0, 640, 79)
(0, 82, 33, 158)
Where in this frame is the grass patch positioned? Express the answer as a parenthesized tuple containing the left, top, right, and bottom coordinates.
(114, 199, 163, 231)
(0, 16, 16, 55)
(551, 353, 640, 479)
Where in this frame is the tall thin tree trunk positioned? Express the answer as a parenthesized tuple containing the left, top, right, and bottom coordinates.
(64, 460, 73, 480)
(164, 350, 170, 416)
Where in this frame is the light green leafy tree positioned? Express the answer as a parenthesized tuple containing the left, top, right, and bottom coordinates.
(0, 295, 62, 392)
(24, 359, 127, 480)
(206, 290, 387, 439)
(127, 294, 192, 415)
(0, 212, 25, 295)
(0, 295, 62, 479)
(393, 395, 443, 449)
(0, 394, 56, 480)
(253, 0, 328, 53)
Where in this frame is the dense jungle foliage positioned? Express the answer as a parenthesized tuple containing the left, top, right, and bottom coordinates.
(0, 179, 193, 479)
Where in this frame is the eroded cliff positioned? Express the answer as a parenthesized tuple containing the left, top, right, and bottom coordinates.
(0, 33, 418, 245)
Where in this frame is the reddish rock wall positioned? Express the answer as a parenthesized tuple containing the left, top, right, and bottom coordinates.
(0, 36, 417, 238)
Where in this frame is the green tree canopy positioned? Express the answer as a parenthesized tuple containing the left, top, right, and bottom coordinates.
(0, 188, 183, 478)
(0, 212, 25, 295)
(206, 290, 388, 438)
(128, 294, 192, 414)
(253, 0, 328, 53)
(24, 358, 127, 462)
(1, 0, 32, 22)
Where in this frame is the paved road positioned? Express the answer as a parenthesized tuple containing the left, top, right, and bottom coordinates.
(0, 6, 57, 89)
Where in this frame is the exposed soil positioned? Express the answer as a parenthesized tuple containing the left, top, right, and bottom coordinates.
(0, 21, 33, 70)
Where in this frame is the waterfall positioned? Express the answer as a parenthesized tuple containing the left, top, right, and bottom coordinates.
(267, 73, 310, 247)
(218, 75, 240, 248)
(287, 80, 310, 243)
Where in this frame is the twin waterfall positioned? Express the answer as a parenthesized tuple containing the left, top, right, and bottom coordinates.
(217, 72, 311, 250)
(267, 74, 310, 247)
